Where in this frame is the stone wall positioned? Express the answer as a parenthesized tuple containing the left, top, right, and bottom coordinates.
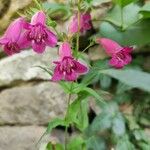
(0, 48, 67, 150)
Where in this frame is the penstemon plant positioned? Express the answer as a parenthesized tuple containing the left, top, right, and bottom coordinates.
(0, 0, 150, 150)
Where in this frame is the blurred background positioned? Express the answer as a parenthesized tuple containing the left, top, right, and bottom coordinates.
(0, 0, 149, 150)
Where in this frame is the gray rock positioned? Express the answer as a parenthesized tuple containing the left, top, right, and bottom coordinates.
(88, 45, 108, 61)
(0, 48, 58, 87)
(0, 126, 65, 150)
(0, 82, 67, 125)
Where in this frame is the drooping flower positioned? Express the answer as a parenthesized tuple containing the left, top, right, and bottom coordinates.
(97, 38, 133, 69)
(22, 11, 57, 53)
(52, 42, 88, 81)
(69, 13, 92, 34)
(0, 18, 26, 55)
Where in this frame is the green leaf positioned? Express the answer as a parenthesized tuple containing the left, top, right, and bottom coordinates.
(90, 102, 119, 132)
(100, 69, 150, 92)
(46, 142, 64, 150)
(76, 99, 89, 131)
(46, 118, 67, 133)
(67, 136, 85, 150)
(100, 19, 150, 46)
(113, 0, 135, 7)
(133, 129, 150, 144)
(125, 115, 139, 130)
(116, 135, 135, 150)
(100, 75, 112, 89)
(91, 112, 112, 132)
(35, 66, 52, 76)
(86, 136, 106, 150)
(105, 3, 140, 29)
(112, 113, 126, 136)
(140, 2, 150, 19)
(138, 142, 150, 150)
(59, 81, 73, 93)
(84, 87, 105, 104)
(81, 69, 99, 86)
(38, 118, 66, 145)
(114, 93, 131, 104)
(67, 92, 89, 126)
(116, 82, 132, 94)
(43, 2, 71, 20)
(82, 60, 109, 86)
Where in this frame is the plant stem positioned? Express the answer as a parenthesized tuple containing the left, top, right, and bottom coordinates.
(64, 92, 72, 150)
(121, 7, 124, 30)
(76, 0, 81, 58)
(82, 42, 95, 53)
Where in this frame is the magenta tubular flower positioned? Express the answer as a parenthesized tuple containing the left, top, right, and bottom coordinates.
(69, 13, 92, 34)
(0, 18, 26, 55)
(22, 11, 57, 53)
(98, 38, 133, 69)
(52, 42, 88, 81)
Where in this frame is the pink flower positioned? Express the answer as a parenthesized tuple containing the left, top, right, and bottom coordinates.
(52, 42, 88, 81)
(22, 11, 57, 53)
(97, 38, 133, 69)
(0, 18, 26, 55)
(69, 13, 92, 34)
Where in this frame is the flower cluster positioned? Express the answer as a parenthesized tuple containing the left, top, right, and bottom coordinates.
(52, 42, 88, 81)
(97, 38, 133, 69)
(0, 10, 133, 82)
(0, 11, 57, 55)
(69, 13, 92, 34)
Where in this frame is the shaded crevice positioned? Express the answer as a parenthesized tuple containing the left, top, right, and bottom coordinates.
(0, 0, 11, 19)
(0, 79, 51, 93)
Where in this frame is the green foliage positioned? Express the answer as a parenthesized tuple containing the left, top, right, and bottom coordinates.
(46, 142, 64, 150)
(42, 2, 71, 20)
(105, 3, 141, 29)
(113, 0, 136, 8)
(59, 82, 105, 104)
(67, 136, 85, 150)
(86, 136, 106, 150)
(99, 1, 150, 46)
(116, 135, 135, 150)
(90, 102, 126, 136)
(66, 92, 89, 131)
(100, 69, 150, 92)
(100, 75, 112, 90)
(140, 2, 150, 19)
(46, 118, 67, 133)
(100, 20, 150, 46)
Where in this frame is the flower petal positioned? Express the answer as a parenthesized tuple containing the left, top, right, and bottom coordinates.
(31, 11, 46, 25)
(74, 61, 88, 74)
(98, 38, 122, 55)
(3, 18, 24, 42)
(82, 13, 91, 21)
(51, 65, 63, 81)
(69, 15, 78, 33)
(109, 57, 124, 69)
(3, 45, 13, 56)
(124, 54, 132, 65)
(0, 37, 9, 44)
(123, 47, 133, 53)
(45, 29, 57, 47)
(18, 31, 31, 49)
(3, 44, 21, 56)
(59, 42, 72, 59)
(32, 42, 46, 53)
(65, 71, 78, 81)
